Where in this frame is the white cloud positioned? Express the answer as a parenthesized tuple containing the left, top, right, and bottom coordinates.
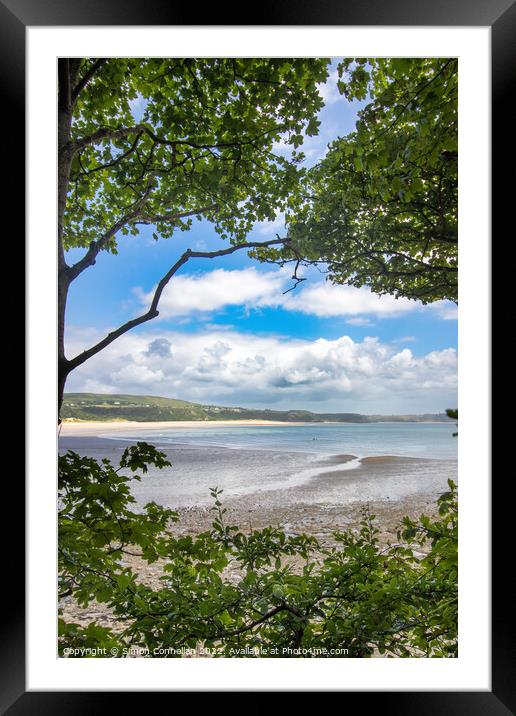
(346, 317, 375, 327)
(392, 336, 417, 344)
(146, 338, 172, 358)
(429, 301, 459, 321)
(271, 136, 291, 156)
(136, 267, 442, 321)
(112, 364, 165, 386)
(65, 327, 457, 414)
(284, 281, 415, 318)
(129, 94, 146, 122)
(135, 267, 285, 318)
(318, 69, 341, 106)
(254, 212, 286, 236)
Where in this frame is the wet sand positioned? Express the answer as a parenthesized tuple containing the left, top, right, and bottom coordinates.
(58, 433, 455, 529)
(59, 434, 455, 510)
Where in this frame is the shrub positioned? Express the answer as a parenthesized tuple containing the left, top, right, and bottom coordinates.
(59, 443, 457, 658)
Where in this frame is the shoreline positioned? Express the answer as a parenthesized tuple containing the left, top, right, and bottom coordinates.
(60, 419, 308, 436)
(60, 418, 453, 438)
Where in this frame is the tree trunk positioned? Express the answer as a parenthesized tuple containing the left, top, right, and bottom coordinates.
(57, 60, 76, 422)
(58, 357, 70, 421)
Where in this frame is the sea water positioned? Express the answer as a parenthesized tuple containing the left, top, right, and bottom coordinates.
(104, 421, 457, 461)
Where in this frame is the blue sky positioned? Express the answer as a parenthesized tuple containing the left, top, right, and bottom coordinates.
(64, 62, 458, 414)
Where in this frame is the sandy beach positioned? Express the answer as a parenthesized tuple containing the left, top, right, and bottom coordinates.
(60, 419, 300, 437)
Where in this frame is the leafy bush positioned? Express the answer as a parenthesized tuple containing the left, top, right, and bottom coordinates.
(58, 443, 457, 658)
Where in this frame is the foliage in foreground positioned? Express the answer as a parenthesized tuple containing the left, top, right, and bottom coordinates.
(59, 443, 457, 658)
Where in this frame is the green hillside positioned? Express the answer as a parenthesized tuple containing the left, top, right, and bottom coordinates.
(62, 393, 453, 424)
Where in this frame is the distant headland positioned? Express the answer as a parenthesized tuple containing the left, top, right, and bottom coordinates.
(62, 393, 454, 424)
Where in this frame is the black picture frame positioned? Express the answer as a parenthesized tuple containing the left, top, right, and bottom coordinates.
(7, 0, 506, 710)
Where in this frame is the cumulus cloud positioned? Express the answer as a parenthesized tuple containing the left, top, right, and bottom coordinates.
(65, 327, 457, 414)
(135, 268, 285, 318)
(135, 267, 447, 321)
(111, 363, 165, 386)
(284, 281, 415, 318)
(145, 338, 172, 358)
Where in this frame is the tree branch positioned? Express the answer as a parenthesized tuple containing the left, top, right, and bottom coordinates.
(73, 122, 286, 158)
(212, 603, 303, 638)
(72, 131, 144, 179)
(67, 199, 221, 282)
(67, 237, 291, 372)
(73, 125, 146, 154)
(71, 59, 108, 105)
(67, 179, 156, 280)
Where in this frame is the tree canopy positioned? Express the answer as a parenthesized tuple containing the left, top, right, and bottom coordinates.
(63, 58, 329, 252)
(267, 58, 458, 304)
(58, 58, 330, 412)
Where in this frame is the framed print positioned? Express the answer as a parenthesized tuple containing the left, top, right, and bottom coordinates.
(7, 0, 508, 709)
